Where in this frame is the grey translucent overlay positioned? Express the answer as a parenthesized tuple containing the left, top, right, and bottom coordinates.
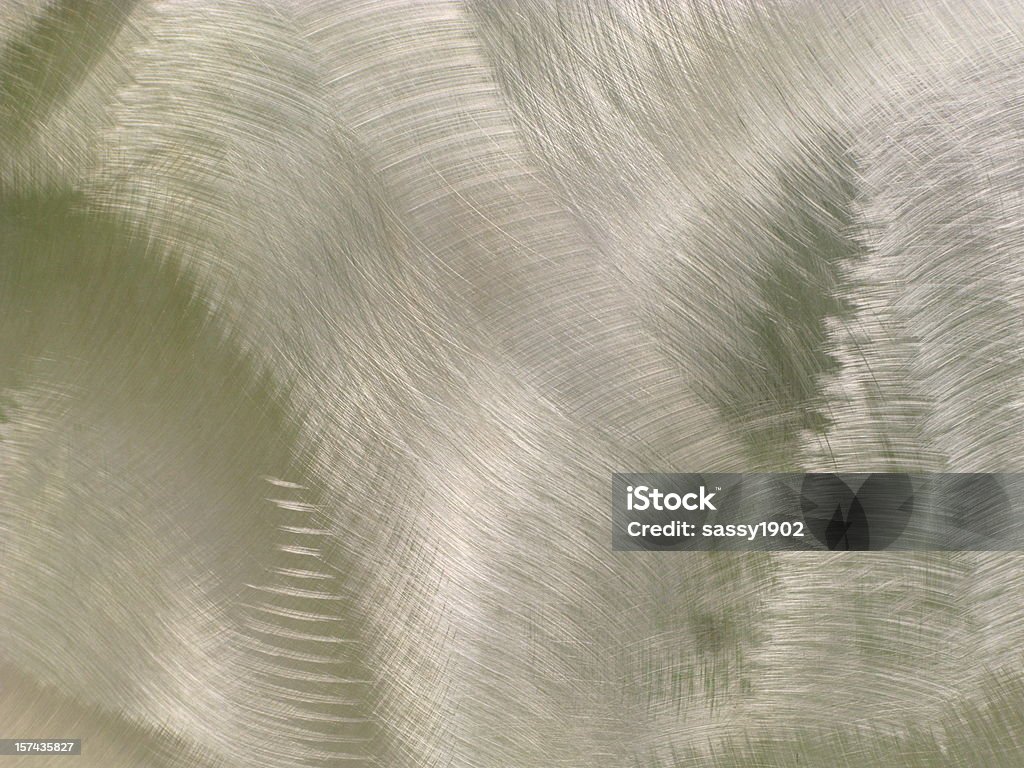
(614, 474, 1024, 550)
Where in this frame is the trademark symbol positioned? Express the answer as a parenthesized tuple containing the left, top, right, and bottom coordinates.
(715, 486, 721, 491)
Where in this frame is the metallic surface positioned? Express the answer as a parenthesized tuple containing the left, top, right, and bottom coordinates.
(2, 1, 1023, 765)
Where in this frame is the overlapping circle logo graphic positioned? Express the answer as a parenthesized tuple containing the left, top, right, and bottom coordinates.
(799, 474, 915, 550)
